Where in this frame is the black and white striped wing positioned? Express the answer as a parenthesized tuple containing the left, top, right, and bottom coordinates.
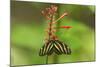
(54, 40, 71, 55)
(39, 40, 71, 56)
(39, 40, 54, 56)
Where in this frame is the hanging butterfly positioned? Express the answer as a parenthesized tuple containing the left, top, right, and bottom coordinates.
(39, 40, 71, 56)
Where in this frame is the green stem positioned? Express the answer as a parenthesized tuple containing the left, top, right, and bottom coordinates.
(46, 55, 48, 64)
(52, 4, 61, 64)
(46, 14, 54, 64)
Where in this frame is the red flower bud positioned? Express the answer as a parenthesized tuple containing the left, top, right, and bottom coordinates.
(60, 26, 72, 29)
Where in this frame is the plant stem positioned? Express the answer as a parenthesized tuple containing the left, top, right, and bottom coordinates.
(46, 55, 48, 64)
(53, 4, 60, 64)
(45, 14, 54, 64)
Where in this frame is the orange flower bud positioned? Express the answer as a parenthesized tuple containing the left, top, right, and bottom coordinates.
(60, 26, 72, 29)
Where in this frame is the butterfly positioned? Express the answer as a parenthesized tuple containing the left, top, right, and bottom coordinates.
(39, 40, 71, 56)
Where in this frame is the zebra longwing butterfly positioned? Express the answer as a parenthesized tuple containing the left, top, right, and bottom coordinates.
(39, 40, 71, 56)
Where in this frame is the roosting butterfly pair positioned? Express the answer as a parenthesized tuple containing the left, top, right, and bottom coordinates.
(39, 5, 72, 56)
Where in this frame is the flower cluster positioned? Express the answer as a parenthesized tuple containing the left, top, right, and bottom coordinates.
(42, 5, 57, 20)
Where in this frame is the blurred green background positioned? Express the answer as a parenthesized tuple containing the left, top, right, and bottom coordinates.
(11, 1, 95, 66)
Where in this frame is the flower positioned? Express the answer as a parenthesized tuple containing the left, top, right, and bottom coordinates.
(41, 5, 57, 20)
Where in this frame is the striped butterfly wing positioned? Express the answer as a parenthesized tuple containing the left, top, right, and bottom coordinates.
(39, 40, 54, 56)
(53, 41, 63, 55)
(54, 40, 71, 55)
(39, 40, 71, 56)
